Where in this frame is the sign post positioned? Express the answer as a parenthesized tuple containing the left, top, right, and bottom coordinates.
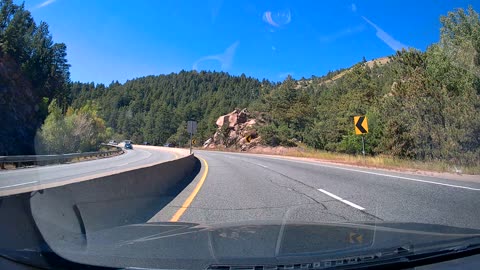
(361, 135, 366, 158)
(187, 120, 197, 154)
(189, 132, 192, 154)
(354, 116, 368, 158)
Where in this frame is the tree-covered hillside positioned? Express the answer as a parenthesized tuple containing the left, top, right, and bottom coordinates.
(69, 7, 479, 166)
(0, 0, 70, 155)
(70, 72, 267, 146)
(253, 7, 480, 165)
(2, 0, 478, 167)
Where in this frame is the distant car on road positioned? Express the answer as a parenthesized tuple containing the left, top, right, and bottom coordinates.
(143, 141, 149, 145)
(124, 143, 133, 150)
(163, 143, 175, 147)
(109, 140, 118, 145)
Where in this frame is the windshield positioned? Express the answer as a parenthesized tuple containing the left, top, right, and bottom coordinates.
(1, 0, 480, 269)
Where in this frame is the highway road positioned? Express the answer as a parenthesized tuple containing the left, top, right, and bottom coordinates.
(0, 146, 178, 196)
(151, 150, 480, 230)
(2, 146, 479, 229)
(2, 146, 480, 269)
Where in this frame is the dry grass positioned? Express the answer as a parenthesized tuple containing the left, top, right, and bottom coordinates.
(365, 56, 391, 68)
(201, 145, 480, 175)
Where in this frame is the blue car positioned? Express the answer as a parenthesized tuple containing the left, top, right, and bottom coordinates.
(124, 143, 133, 150)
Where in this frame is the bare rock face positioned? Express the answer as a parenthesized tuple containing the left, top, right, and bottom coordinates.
(203, 138, 212, 148)
(246, 119, 256, 127)
(228, 113, 238, 128)
(204, 108, 260, 151)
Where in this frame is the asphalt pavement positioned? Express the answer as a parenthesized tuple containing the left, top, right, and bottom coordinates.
(151, 150, 480, 230)
(3, 145, 479, 230)
(0, 146, 176, 195)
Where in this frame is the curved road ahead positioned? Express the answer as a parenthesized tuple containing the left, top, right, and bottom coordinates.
(2, 145, 479, 230)
(152, 150, 480, 230)
(0, 146, 178, 196)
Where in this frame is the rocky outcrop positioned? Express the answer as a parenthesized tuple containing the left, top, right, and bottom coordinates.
(204, 108, 261, 151)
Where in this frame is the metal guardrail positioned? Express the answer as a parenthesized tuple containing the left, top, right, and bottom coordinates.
(0, 144, 124, 169)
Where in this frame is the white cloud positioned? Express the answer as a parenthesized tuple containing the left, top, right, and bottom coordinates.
(192, 41, 239, 71)
(263, 11, 280, 27)
(262, 10, 291, 27)
(351, 3, 357, 12)
(36, 0, 56, 8)
(362, 16, 410, 51)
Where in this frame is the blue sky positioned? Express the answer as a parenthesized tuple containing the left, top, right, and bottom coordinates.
(22, 0, 479, 84)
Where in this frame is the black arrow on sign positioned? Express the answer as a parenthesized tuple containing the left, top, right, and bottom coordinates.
(356, 116, 367, 134)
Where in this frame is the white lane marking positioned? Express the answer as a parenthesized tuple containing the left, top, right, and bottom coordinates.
(0, 181, 38, 190)
(257, 164, 268, 168)
(115, 149, 152, 167)
(115, 163, 130, 167)
(262, 157, 480, 191)
(314, 164, 480, 191)
(317, 188, 365, 210)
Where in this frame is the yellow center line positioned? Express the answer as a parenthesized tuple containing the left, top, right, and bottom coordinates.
(170, 156, 209, 222)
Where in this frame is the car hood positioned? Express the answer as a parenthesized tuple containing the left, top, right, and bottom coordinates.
(34, 220, 480, 269)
